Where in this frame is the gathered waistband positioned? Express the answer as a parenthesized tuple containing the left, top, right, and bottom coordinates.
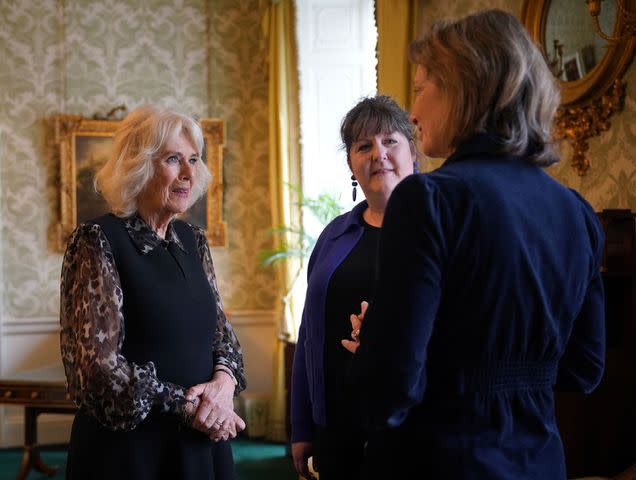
(429, 361, 558, 394)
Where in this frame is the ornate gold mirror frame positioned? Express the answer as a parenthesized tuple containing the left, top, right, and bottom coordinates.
(522, 0, 636, 175)
(52, 115, 227, 250)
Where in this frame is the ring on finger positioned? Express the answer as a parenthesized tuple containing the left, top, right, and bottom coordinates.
(351, 328, 360, 341)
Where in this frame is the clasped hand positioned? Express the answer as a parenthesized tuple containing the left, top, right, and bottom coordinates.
(184, 372, 246, 442)
(341, 300, 368, 354)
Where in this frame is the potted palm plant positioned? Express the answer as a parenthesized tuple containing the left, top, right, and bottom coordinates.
(259, 185, 343, 269)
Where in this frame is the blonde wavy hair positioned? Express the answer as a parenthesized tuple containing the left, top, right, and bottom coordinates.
(95, 105, 211, 217)
(408, 9, 560, 166)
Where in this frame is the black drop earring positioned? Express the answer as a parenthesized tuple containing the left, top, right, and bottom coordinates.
(351, 175, 358, 202)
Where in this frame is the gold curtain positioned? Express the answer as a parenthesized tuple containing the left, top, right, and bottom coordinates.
(375, 0, 421, 108)
(262, 0, 301, 442)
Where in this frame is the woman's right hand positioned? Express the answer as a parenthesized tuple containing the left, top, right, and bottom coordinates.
(292, 441, 315, 479)
(341, 300, 368, 353)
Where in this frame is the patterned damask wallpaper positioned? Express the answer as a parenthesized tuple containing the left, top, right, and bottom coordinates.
(2, 0, 636, 320)
(0, 0, 277, 318)
(422, 0, 636, 211)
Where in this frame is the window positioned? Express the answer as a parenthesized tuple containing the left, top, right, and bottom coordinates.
(296, 0, 377, 237)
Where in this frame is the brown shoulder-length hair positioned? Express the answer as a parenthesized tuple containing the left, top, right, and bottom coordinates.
(408, 9, 560, 166)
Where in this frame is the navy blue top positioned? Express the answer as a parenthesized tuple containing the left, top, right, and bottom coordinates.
(348, 134, 606, 479)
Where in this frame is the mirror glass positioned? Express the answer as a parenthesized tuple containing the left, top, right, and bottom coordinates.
(544, 0, 616, 81)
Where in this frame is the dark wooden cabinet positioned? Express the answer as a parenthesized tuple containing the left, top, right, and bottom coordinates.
(557, 209, 636, 478)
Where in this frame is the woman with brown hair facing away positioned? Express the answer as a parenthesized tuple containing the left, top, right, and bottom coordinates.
(346, 10, 605, 480)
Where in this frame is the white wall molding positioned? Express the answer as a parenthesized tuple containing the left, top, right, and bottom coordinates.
(2, 316, 59, 335)
(0, 311, 276, 334)
(228, 309, 276, 327)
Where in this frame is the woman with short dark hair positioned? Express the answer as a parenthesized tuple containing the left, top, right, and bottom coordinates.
(291, 95, 418, 480)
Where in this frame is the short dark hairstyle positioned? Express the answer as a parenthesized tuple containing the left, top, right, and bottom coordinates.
(409, 9, 560, 166)
(340, 95, 419, 170)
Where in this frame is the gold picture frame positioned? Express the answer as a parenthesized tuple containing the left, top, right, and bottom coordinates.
(52, 114, 227, 251)
(522, 0, 636, 175)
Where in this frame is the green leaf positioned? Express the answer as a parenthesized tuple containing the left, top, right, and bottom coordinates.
(259, 185, 344, 268)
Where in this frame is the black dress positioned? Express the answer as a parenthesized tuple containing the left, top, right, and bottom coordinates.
(61, 213, 237, 480)
(316, 220, 380, 480)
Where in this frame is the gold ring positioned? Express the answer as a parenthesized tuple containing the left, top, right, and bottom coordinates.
(351, 329, 360, 341)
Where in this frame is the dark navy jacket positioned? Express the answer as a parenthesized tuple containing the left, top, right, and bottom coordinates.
(349, 134, 605, 479)
(290, 201, 368, 443)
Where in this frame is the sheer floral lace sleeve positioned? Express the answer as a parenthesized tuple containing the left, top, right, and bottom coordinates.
(60, 223, 191, 431)
(193, 226, 246, 395)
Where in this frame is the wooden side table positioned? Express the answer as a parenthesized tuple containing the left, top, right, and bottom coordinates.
(0, 365, 76, 480)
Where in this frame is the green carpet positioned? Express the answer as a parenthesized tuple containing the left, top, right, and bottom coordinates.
(232, 440, 297, 480)
(0, 439, 296, 480)
(0, 448, 66, 480)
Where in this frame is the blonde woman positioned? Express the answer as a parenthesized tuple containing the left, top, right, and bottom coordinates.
(60, 105, 245, 480)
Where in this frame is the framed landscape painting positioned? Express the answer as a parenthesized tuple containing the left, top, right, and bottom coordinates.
(52, 115, 227, 250)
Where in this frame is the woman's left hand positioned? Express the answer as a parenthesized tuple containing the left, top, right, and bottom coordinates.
(186, 371, 236, 434)
(207, 410, 246, 442)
